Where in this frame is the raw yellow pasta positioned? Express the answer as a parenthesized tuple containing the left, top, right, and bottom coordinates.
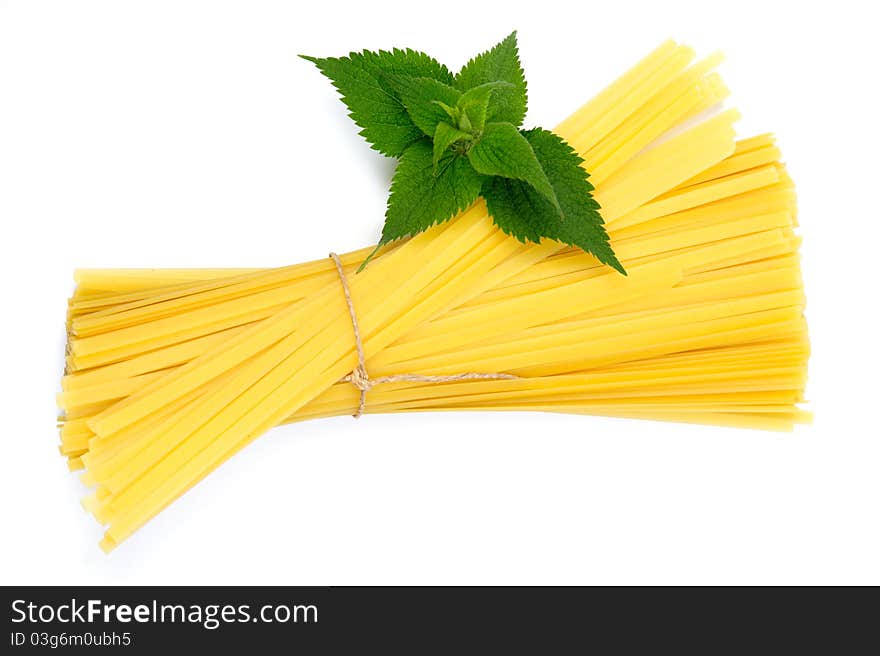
(57, 42, 809, 552)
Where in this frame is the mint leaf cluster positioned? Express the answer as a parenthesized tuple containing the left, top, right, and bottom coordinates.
(302, 32, 624, 274)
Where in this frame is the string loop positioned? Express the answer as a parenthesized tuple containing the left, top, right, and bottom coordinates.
(330, 252, 518, 418)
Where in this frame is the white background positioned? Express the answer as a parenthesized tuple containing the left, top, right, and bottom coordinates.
(1, 0, 878, 585)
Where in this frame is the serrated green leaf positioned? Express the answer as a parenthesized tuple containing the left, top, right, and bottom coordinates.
(309, 35, 623, 275)
(380, 139, 485, 246)
(382, 75, 461, 137)
(454, 31, 527, 127)
(433, 122, 471, 171)
(301, 49, 453, 157)
(457, 81, 516, 133)
(466, 122, 560, 213)
(481, 128, 624, 274)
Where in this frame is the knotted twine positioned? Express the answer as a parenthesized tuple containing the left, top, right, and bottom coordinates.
(330, 253, 518, 417)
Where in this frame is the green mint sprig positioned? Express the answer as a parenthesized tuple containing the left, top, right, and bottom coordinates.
(301, 32, 624, 274)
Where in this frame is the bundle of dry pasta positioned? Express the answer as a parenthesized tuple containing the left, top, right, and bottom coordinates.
(57, 41, 809, 551)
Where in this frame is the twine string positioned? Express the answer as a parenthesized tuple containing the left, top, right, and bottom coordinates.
(330, 252, 518, 418)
